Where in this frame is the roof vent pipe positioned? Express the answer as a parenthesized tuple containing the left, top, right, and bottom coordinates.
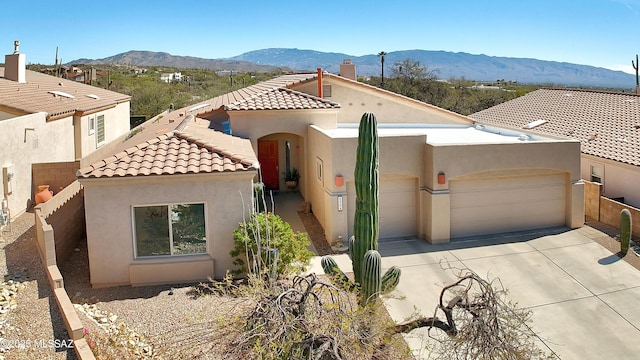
(317, 68, 323, 98)
(4, 41, 26, 83)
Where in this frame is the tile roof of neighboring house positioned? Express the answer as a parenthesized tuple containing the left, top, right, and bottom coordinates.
(470, 88, 640, 166)
(224, 87, 340, 111)
(0, 68, 131, 120)
(77, 116, 258, 179)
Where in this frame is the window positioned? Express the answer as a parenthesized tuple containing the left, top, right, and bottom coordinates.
(88, 116, 95, 135)
(590, 165, 603, 184)
(96, 114, 105, 147)
(133, 203, 206, 257)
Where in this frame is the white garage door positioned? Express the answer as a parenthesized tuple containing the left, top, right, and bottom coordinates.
(450, 174, 566, 238)
(348, 177, 417, 239)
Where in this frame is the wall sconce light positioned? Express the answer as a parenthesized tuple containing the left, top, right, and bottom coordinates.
(437, 172, 446, 185)
(295, 145, 300, 155)
(335, 175, 344, 187)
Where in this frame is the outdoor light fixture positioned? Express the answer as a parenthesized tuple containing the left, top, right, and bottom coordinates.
(335, 175, 344, 187)
(437, 172, 446, 184)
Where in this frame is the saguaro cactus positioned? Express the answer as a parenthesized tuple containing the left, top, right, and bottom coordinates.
(321, 112, 401, 305)
(351, 112, 380, 284)
(633, 54, 639, 88)
(620, 208, 632, 255)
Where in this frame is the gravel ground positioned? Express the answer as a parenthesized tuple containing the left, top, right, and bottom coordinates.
(58, 210, 335, 359)
(0, 212, 75, 360)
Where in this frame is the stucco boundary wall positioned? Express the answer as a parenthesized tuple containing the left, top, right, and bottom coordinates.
(32, 161, 81, 197)
(34, 180, 96, 360)
(584, 180, 640, 238)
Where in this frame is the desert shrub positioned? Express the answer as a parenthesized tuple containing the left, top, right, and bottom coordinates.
(231, 212, 313, 277)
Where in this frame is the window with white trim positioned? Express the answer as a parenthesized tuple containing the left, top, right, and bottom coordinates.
(96, 114, 105, 147)
(133, 203, 206, 257)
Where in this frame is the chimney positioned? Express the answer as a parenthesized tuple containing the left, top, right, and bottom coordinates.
(4, 41, 26, 83)
(317, 67, 323, 98)
(339, 59, 356, 80)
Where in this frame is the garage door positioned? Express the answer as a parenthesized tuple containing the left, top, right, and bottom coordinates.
(450, 174, 566, 238)
(348, 177, 417, 239)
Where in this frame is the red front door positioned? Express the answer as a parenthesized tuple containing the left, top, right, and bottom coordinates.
(258, 140, 279, 190)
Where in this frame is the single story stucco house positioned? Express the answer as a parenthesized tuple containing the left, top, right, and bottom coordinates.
(78, 66, 584, 287)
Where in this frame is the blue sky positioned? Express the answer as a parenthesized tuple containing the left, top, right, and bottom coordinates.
(2, 0, 639, 74)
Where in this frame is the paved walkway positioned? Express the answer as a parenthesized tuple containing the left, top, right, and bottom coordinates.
(271, 191, 317, 253)
(307, 226, 640, 359)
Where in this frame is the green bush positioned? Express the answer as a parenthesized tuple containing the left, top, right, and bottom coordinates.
(231, 212, 313, 277)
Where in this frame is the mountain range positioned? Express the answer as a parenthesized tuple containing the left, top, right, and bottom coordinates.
(70, 48, 637, 89)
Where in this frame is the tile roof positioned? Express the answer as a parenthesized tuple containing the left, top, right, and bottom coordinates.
(172, 73, 329, 116)
(470, 89, 640, 166)
(77, 122, 258, 179)
(224, 87, 340, 111)
(0, 68, 130, 120)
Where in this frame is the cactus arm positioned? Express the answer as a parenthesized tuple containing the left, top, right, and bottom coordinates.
(321, 255, 354, 290)
(381, 266, 402, 293)
(360, 250, 382, 305)
(620, 209, 632, 255)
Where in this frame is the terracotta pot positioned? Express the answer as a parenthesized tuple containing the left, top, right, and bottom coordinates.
(35, 185, 53, 204)
(286, 181, 298, 189)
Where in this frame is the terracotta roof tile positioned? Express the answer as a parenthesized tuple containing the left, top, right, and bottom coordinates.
(471, 89, 640, 166)
(224, 87, 339, 111)
(0, 68, 130, 120)
(77, 129, 258, 179)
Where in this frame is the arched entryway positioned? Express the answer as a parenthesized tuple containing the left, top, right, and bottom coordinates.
(257, 133, 304, 191)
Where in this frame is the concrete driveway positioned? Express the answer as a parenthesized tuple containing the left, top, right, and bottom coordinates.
(307, 226, 640, 359)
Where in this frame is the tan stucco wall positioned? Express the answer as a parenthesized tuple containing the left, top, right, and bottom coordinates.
(422, 140, 583, 242)
(307, 125, 426, 243)
(74, 102, 131, 159)
(581, 154, 640, 209)
(307, 125, 583, 244)
(1, 112, 75, 217)
(80, 172, 255, 287)
(292, 77, 473, 125)
(427, 141, 582, 189)
(229, 109, 338, 149)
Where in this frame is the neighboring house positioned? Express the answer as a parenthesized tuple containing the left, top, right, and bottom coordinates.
(78, 65, 584, 287)
(0, 43, 131, 220)
(160, 72, 182, 83)
(471, 88, 640, 208)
